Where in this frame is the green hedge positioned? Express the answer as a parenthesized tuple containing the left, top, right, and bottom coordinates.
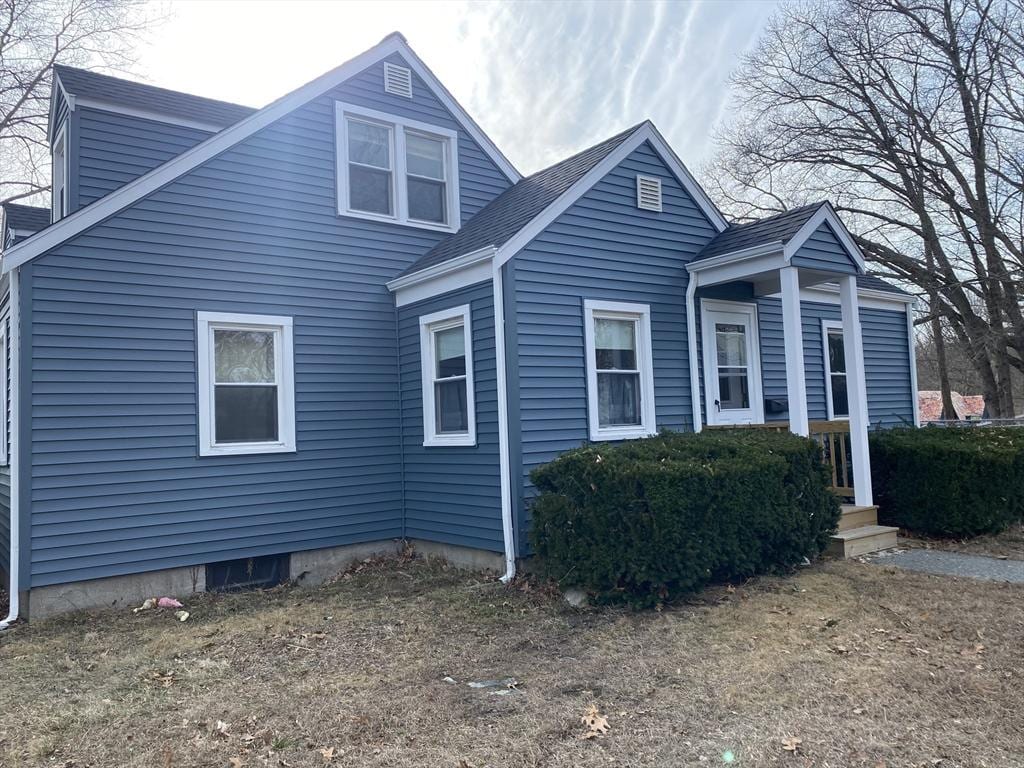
(870, 427, 1024, 537)
(528, 429, 841, 606)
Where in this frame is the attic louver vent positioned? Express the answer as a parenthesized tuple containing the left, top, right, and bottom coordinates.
(383, 62, 413, 98)
(636, 175, 663, 212)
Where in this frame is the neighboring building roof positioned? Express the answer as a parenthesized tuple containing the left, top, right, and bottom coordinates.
(918, 390, 987, 421)
(854, 273, 909, 295)
(399, 124, 644, 277)
(2, 203, 50, 234)
(694, 203, 824, 261)
(54, 64, 257, 128)
(5, 33, 522, 272)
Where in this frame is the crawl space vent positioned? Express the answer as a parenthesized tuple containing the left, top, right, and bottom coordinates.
(206, 553, 290, 592)
(383, 62, 413, 98)
(636, 175, 663, 212)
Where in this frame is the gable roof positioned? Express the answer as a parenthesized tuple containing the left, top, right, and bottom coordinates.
(4, 32, 520, 274)
(54, 64, 257, 129)
(2, 203, 50, 234)
(399, 124, 642, 277)
(695, 203, 822, 261)
(854, 273, 909, 295)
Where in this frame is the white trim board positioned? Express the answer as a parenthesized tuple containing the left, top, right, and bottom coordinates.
(699, 298, 765, 426)
(74, 97, 234, 134)
(387, 246, 495, 308)
(418, 303, 476, 447)
(6, 33, 520, 273)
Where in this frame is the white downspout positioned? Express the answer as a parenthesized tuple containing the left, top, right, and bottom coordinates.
(492, 261, 516, 582)
(686, 274, 702, 433)
(1, 267, 20, 630)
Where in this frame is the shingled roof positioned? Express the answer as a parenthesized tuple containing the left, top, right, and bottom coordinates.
(398, 123, 645, 277)
(2, 203, 50, 234)
(54, 65, 256, 128)
(693, 203, 824, 261)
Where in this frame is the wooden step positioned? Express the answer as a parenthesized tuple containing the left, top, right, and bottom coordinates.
(828, 524, 898, 558)
(838, 504, 878, 532)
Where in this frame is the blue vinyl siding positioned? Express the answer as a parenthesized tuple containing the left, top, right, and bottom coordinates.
(862, 306, 915, 427)
(790, 222, 859, 275)
(511, 141, 718, 552)
(75, 108, 214, 209)
(397, 282, 503, 551)
(24, 53, 512, 587)
(0, 276, 9, 577)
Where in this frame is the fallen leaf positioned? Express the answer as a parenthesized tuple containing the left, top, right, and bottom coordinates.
(781, 736, 802, 752)
(320, 747, 335, 762)
(580, 704, 610, 739)
(215, 720, 231, 739)
(175, 610, 190, 622)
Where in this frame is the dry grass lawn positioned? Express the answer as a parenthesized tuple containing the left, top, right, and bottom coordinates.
(901, 522, 1024, 561)
(1, 555, 1022, 768)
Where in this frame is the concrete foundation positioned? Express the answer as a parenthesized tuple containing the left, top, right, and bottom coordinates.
(289, 539, 401, 586)
(27, 563, 205, 620)
(22, 538, 506, 620)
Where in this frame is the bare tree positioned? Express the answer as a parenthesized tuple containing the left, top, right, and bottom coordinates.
(706, 0, 1024, 417)
(0, 0, 158, 207)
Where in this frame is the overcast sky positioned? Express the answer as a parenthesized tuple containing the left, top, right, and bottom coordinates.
(139, 0, 778, 176)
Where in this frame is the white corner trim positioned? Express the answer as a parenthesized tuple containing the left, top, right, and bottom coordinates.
(6, 35, 518, 273)
(196, 311, 296, 457)
(583, 299, 657, 441)
(492, 263, 516, 582)
(686, 277, 702, 433)
(821, 319, 849, 422)
(51, 122, 68, 223)
(907, 306, 921, 426)
(782, 203, 867, 272)
(494, 122, 727, 270)
(74, 96, 233, 133)
(419, 304, 476, 447)
(335, 101, 461, 233)
(699, 298, 765, 427)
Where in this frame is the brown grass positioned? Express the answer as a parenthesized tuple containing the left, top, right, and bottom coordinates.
(901, 522, 1024, 561)
(1, 556, 1023, 768)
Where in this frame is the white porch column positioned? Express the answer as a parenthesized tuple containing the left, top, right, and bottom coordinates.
(839, 275, 873, 506)
(779, 266, 809, 436)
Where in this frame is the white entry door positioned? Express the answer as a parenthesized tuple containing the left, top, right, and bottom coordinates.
(701, 301, 764, 426)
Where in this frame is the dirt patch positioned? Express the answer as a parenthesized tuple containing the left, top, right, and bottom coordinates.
(1, 557, 1022, 767)
(901, 522, 1024, 561)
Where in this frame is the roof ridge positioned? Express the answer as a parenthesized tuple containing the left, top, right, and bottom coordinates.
(523, 121, 647, 181)
(725, 201, 826, 231)
(54, 64, 256, 112)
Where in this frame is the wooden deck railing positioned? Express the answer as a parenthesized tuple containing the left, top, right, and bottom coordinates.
(706, 420, 855, 499)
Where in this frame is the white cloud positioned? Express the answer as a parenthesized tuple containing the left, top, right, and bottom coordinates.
(139, 0, 777, 175)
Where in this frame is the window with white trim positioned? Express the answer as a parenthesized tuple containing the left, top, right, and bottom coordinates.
(584, 300, 657, 441)
(823, 320, 849, 419)
(336, 102, 460, 232)
(51, 125, 67, 222)
(419, 305, 475, 446)
(197, 312, 296, 456)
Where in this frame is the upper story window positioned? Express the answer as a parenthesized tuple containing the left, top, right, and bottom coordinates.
(51, 125, 68, 222)
(583, 300, 657, 441)
(822, 320, 849, 419)
(419, 304, 475, 447)
(335, 102, 460, 233)
(197, 311, 296, 456)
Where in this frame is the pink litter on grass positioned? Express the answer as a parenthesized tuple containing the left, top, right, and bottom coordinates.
(157, 597, 183, 609)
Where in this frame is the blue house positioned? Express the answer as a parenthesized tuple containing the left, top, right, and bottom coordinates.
(0, 33, 918, 621)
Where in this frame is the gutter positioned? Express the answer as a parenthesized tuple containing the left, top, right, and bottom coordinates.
(1, 267, 20, 630)
(685, 275, 702, 433)
(491, 261, 516, 582)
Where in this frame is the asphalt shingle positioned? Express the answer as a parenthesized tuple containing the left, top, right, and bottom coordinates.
(693, 203, 824, 261)
(55, 65, 256, 128)
(2, 203, 50, 234)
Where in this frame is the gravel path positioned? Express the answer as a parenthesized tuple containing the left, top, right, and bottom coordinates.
(866, 548, 1024, 583)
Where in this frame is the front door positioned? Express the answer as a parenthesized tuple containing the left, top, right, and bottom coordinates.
(701, 301, 764, 426)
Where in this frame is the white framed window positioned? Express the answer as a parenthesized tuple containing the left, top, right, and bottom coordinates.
(822, 319, 849, 420)
(196, 311, 296, 456)
(335, 102, 460, 233)
(419, 304, 475, 447)
(51, 124, 68, 222)
(700, 299, 764, 426)
(584, 300, 657, 441)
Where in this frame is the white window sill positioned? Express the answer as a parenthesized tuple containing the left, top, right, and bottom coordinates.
(338, 208, 457, 234)
(423, 434, 476, 448)
(200, 442, 297, 457)
(589, 427, 656, 442)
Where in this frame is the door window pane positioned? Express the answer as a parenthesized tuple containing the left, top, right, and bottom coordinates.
(718, 370, 751, 410)
(595, 318, 637, 370)
(597, 372, 640, 426)
(715, 323, 747, 366)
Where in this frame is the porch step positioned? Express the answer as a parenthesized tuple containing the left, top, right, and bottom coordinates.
(828, 524, 899, 558)
(837, 504, 878, 532)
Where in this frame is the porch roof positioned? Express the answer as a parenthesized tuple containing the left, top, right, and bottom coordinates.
(693, 203, 823, 262)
